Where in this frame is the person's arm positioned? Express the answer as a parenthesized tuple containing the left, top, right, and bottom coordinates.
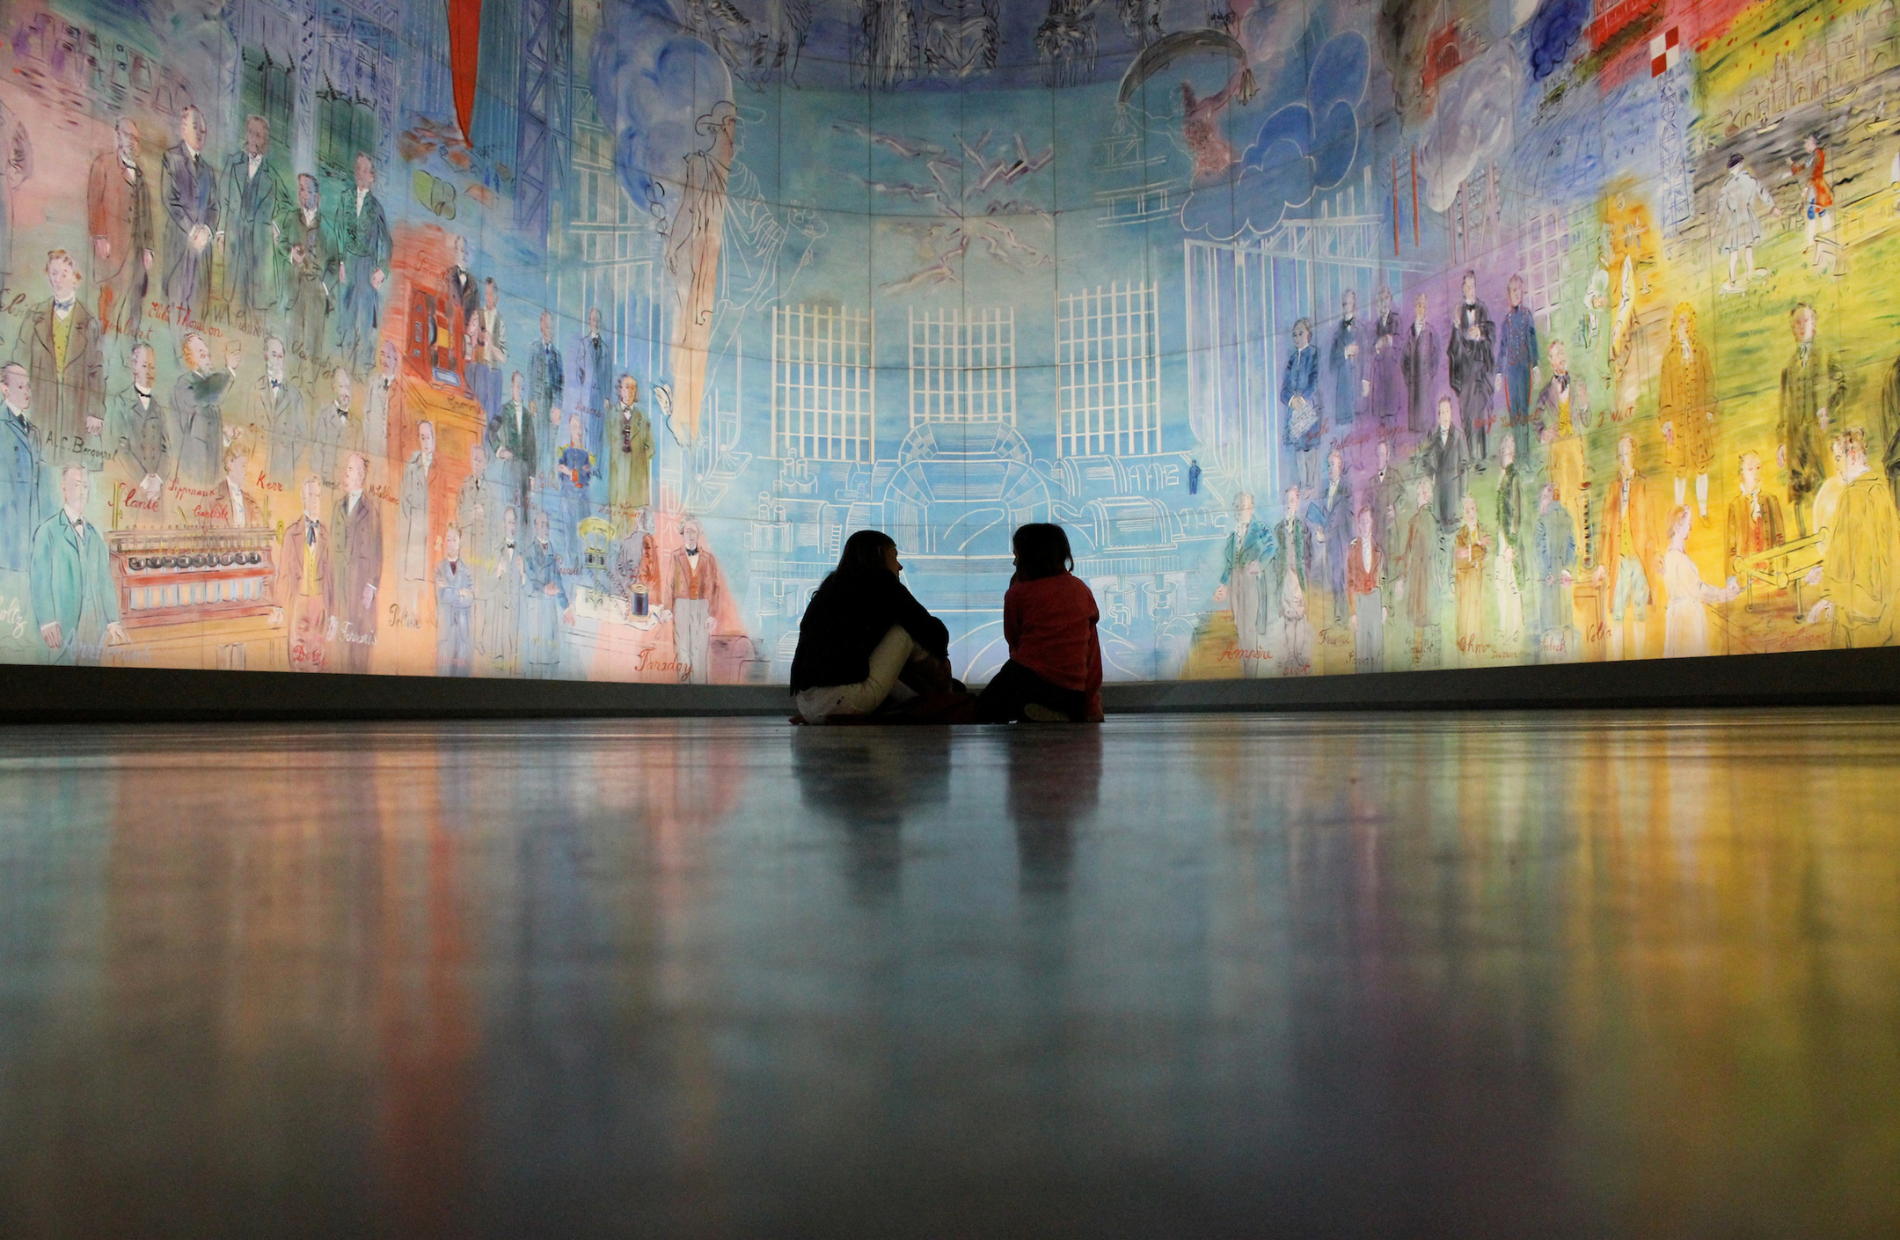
(887, 576, 949, 657)
(1002, 583, 1021, 654)
(1084, 618, 1104, 722)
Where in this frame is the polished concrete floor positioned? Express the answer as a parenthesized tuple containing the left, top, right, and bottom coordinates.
(0, 711, 1897, 1238)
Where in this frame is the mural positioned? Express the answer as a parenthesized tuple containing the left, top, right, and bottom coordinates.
(0, 0, 1895, 685)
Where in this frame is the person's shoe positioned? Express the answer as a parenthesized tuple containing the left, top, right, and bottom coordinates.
(1022, 703, 1074, 723)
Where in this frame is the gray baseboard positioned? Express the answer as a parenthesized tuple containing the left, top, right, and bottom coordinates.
(1, 645, 1897, 723)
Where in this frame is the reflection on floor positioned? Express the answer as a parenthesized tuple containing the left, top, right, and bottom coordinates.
(0, 712, 1897, 1238)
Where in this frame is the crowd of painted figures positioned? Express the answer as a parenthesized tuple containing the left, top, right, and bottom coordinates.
(1223, 254, 1900, 675)
(0, 108, 700, 677)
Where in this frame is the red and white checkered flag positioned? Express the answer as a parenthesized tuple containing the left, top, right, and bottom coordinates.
(1650, 27, 1680, 76)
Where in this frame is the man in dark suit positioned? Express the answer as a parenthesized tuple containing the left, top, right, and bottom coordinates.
(284, 173, 331, 389)
(15, 249, 105, 474)
(87, 116, 154, 336)
(328, 450, 382, 673)
(1307, 444, 1355, 628)
(220, 114, 287, 333)
(110, 343, 167, 527)
(169, 331, 240, 490)
(487, 369, 536, 516)
(161, 105, 217, 320)
(31, 464, 126, 665)
(446, 232, 478, 325)
(331, 152, 391, 375)
(0, 362, 44, 582)
(1418, 395, 1468, 535)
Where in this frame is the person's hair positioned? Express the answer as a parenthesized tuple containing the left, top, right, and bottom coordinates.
(297, 172, 317, 192)
(1668, 505, 1693, 539)
(1011, 523, 1074, 581)
(60, 462, 86, 484)
(834, 528, 896, 577)
(1728, 152, 1745, 168)
(1792, 301, 1814, 322)
(130, 341, 155, 364)
(223, 443, 246, 471)
(1292, 316, 1311, 338)
(1740, 450, 1760, 469)
(1841, 427, 1868, 458)
(45, 249, 77, 273)
(180, 331, 205, 362)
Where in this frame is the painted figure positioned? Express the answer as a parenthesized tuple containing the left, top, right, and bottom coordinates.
(161, 106, 217, 320)
(447, 233, 479, 324)
(1401, 292, 1438, 434)
(328, 452, 382, 673)
(110, 344, 167, 527)
(1535, 338, 1589, 537)
(1726, 451, 1785, 581)
(0, 98, 32, 303)
(87, 118, 155, 336)
(331, 153, 391, 375)
(399, 421, 435, 616)
(482, 504, 526, 674)
(362, 340, 400, 488)
(274, 473, 332, 673)
(1447, 270, 1497, 466)
(1396, 476, 1438, 657)
(531, 311, 565, 433)
(1347, 506, 1383, 674)
(456, 442, 500, 569)
(489, 370, 536, 516)
(221, 115, 287, 331)
(169, 332, 240, 491)
(1805, 429, 1900, 648)
(1533, 482, 1577, 655)
(667, 516, 729, 684)
(1794, 132, 1836, 268)
(17, 250, 105, 473)
(1453, 494, 1488, 661)
(467, 278, 507, 419)
(1595, 434, 1657, 662)
(202, 443, 264, 530)
(1778, 303, 1844, 536)
(1329, 290, 1368, 427)
(247, 336, 308, 490)
(1281, 318, 1322, 489)
(1662, 506, 1740, 658)
(435, 524, 475, 677)
(523, 507, 570, 677)
(284, 174, 332, 386)
(1213, 490, 1271, 677)
(31, 465, 125, 665)
(1370, 286, 1403, 429)
(1308, 445, 1353, 628)
(1419, 395, 1466, 532)
(1270, 483, 1312, 674)
(1660, 303, 1716, 519)
(1717, 153, 1775, 293)
(312, 368, 357, 490)
(1874, 353, 1900, 511)
(606, 374, 653, 529)
(573, 307, 610, 457)
(1498, 275, 1538, 466)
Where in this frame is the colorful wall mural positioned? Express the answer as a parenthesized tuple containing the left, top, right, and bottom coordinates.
(0, 0, 1895, 684)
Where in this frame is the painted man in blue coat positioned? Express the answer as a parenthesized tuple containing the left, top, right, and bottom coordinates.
(0, 362, 46, 582)
(435, 523, 475, 677)
(1499, 274, 1540, 466)
(32, 464, 126, 665)
(1281, 317, 1323, 490)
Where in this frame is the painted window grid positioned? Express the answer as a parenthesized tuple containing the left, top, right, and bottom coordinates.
(774, 304, 875, 462)
(1058, 281, 1160, 457)
(909, 306, 1015, 426)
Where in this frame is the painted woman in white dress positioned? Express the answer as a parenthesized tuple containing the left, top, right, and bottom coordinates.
(1662, 506, 1741, 657)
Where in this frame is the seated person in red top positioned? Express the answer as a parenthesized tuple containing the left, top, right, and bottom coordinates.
(789, 529, 958, 724)
(976, 523, 1104, 723)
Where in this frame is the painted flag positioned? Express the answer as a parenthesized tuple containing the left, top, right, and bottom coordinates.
(1650, 27, 1680, 77)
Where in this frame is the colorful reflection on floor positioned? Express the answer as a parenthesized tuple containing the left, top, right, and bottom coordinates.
(0, 712, 1896, 1237)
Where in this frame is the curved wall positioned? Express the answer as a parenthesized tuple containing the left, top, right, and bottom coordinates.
(0, 0, 1892, 688)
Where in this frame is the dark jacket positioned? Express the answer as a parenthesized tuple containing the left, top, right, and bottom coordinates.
(789, 567, 950, 694)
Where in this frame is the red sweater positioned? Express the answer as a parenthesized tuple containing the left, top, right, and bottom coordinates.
(1003, 572, 1103, 716)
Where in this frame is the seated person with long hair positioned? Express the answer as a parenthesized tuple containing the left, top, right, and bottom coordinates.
(976, 523, 1104, 723)
(789, 530, 958, 723)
